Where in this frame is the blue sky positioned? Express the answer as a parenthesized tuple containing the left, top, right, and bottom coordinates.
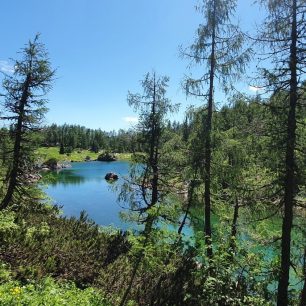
(0, 0, 263, 131)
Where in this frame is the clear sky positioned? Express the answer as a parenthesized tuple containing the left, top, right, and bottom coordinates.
(0, 0, 263, 131)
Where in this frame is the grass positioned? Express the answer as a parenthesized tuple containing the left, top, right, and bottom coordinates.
(35, 147, 133, 163)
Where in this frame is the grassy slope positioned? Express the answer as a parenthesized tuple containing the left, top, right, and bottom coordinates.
(35, 147, 132, 163)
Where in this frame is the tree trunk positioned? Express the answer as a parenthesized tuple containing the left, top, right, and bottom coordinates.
(229, 196, 239, 253)
(204, 0, 216, 258)
(300, 248, 306, 306)
(277, 1, 297, 305)
(119, 75, 159, 306)
(1, 74, 31, 210)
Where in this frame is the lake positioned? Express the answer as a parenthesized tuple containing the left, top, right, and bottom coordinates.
(41, 161, 303, 290)
(42, 161, 132, 230)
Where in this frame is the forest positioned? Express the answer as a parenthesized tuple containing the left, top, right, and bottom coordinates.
(0, 0, 305, 305)
(40, 124, 141, 154)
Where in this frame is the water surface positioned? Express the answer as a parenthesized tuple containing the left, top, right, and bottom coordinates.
(42, 161, 130, 229)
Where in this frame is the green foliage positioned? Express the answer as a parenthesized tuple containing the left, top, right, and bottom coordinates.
(0, 206, 130, 287)
(3, 92, 304, 305)
(41, 123, 140, 153)
(183, 0, 251, 95)
(0, 278, 110, 306)
(0, 3, 305, 304)
(59, 142, 65, 154)
(97, 152, 117, 161)
(0, 210, 18, 235)
(0, 35, 55, 210)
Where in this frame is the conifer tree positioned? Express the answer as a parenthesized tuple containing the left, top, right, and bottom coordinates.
(0, 35, 54, 209)
(119, 72, 177, 306)
(182, 0, 250, 257)
(256, 1, 306, 304)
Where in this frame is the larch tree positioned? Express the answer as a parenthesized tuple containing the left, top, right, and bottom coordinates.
(0, 35, 54, 210)
(119, 71, 177, 306)
(182, 0, 250, 258)
(256, 0, 306, 305)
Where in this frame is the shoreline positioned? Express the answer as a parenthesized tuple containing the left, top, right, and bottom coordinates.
(36, 147, 133, 164)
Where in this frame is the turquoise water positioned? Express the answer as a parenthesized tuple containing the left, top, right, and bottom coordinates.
(42, 162, 303, 292)
(42, 161, 131, 230)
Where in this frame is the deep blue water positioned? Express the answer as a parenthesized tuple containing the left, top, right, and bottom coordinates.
(42, 161, 131, 229)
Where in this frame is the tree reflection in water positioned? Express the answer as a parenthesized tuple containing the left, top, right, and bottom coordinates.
(41, 170, 86, 186)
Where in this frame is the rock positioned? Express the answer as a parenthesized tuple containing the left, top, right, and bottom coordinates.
(24, 173, 42, 184)
(41, 167, 50, 171)
(61, 163, 71, 168)
(41, 158, 71, 170)
(105, 172, 119, 181)
(42, 158, 59, 170)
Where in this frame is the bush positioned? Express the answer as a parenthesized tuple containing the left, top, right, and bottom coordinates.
(97, 152, 116, 162)
(0, 208, 130, 287)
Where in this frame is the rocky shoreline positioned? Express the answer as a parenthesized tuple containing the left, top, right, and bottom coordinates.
(39, 160, 72, 171)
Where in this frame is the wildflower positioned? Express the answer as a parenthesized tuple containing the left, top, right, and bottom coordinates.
(11, 287, 21, 295)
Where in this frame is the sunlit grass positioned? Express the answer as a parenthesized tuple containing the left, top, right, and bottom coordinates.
(35, 147, 133, 163)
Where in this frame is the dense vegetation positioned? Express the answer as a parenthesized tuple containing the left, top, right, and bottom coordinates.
(39, 121, 182, 155)
(0, 0, 305, 305)
(41, 124, 141, 154)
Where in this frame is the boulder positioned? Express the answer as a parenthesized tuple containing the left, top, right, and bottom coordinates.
(105, 172, 119, 181)
(42, 158, 59, 170)
(41, 159, 71, 170)
(41, 167, 50, 171)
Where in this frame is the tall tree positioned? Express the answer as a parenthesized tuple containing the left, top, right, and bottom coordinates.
(0, 35, 54, 209)
(257, 1, 306, 304)
(182, 0, 250, 257)
(119, 72, 177, 306)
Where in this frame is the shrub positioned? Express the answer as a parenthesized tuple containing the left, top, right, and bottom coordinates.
(0, 277, 110, 306)
(97, 152, 116, 162)
(0, 209, 130, 287)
